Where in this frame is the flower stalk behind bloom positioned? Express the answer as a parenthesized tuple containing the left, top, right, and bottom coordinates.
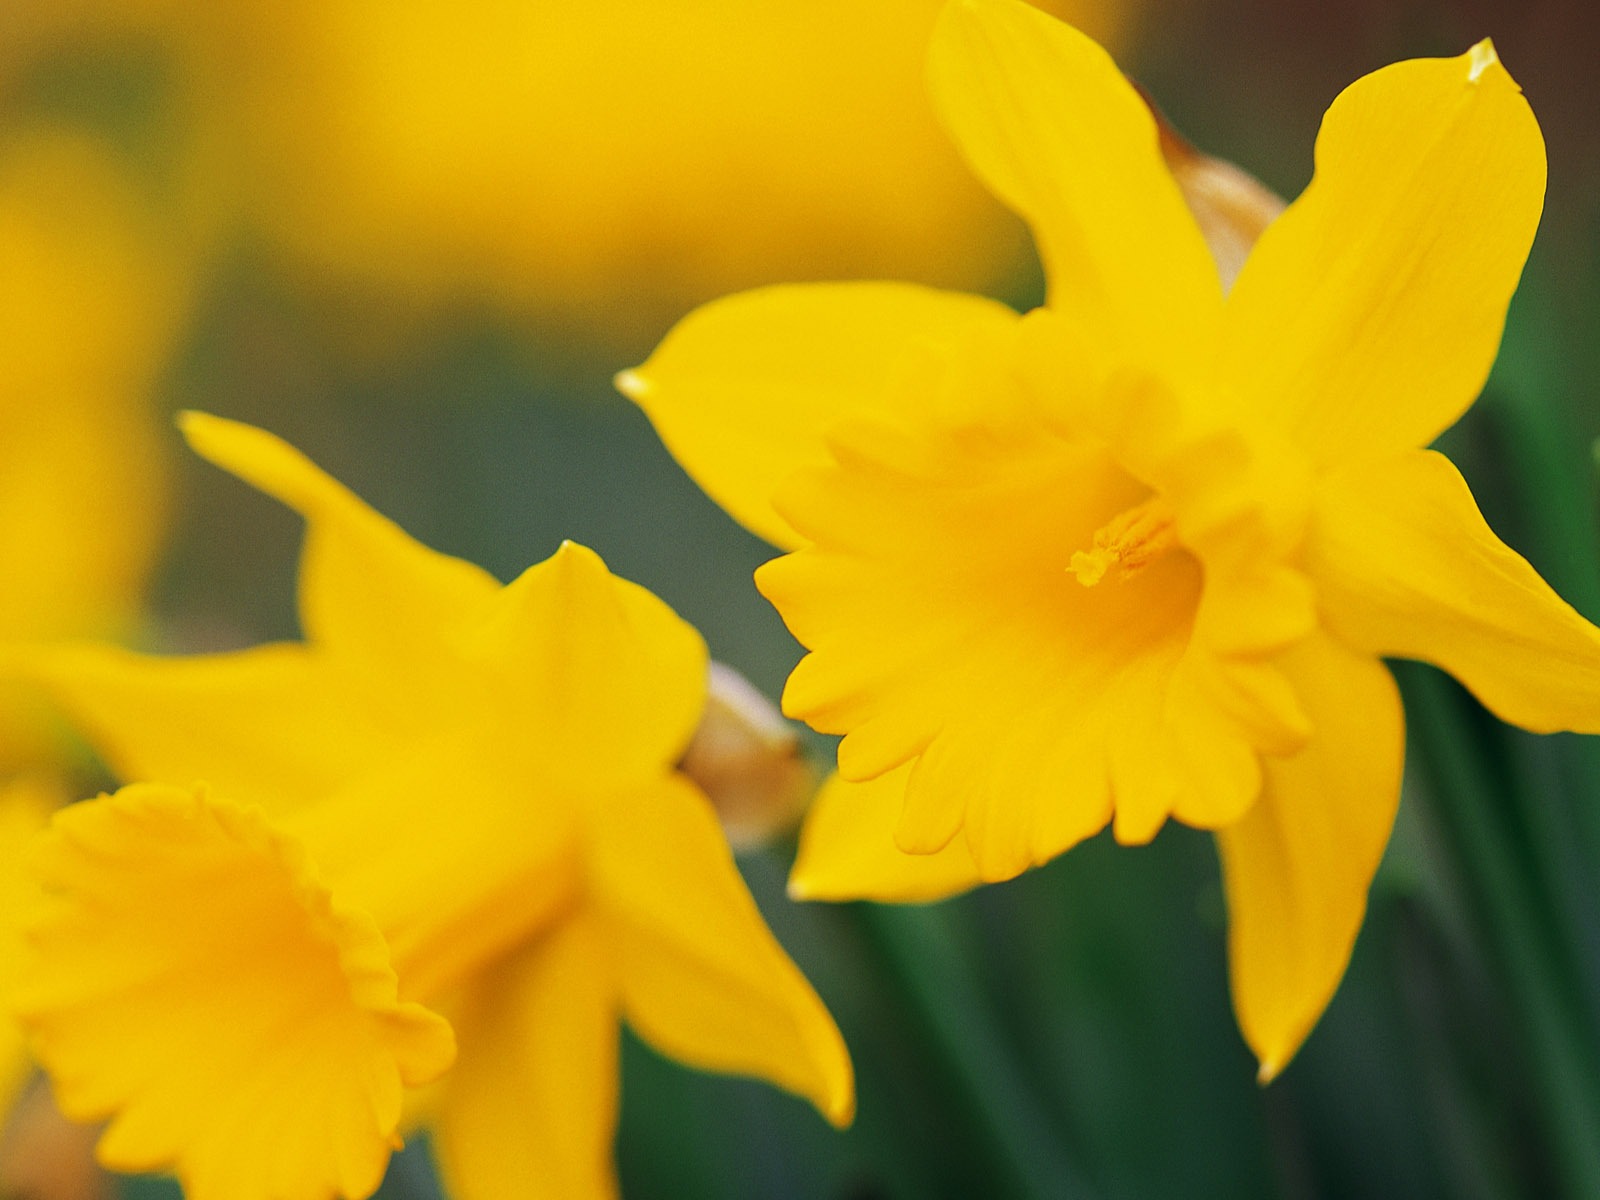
(13, 414, 853, 1200)
(621, 0, 1600, 1079)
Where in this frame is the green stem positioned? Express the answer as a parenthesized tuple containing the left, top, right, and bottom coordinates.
(852, 902, 1097, 1200)
(1398, 663, 1600, 1199)
(1484, 385, 1600, 881)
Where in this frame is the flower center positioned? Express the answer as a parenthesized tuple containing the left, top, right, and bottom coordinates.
(1069, 494, 1178, 587)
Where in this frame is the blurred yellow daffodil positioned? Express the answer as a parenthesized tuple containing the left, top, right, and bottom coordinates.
(0, 130, 185, 1140)
(0, 130, 180, 772)
(10, 0, 1122, 347)
(15, 414, 853, 1200)
(620, 0, 1596, 1079)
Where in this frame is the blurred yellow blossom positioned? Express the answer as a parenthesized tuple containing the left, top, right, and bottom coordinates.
(15, 414, 853, 1200)
(0, 131, 180, 770)
(0, 131, 184, 1139)
(621, 0, 1593, 1078)
(9, 0, 1123, 346)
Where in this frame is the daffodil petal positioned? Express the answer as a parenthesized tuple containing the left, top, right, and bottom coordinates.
(1216, 633, 1403, 1080)
(463, 541, 708, 785)
(618, 282, 1020, 547)
(1309, 450, 1600, 733)
(1222, 41, 1545, 458)
(435, 915, 619, 1200)
(16, 784, 456, 1200)
(179, 412, 499, 678)
(15, 641, 379, 810)
(590, 774, 854, 1127)
(285, 729, 582, 1002)
(928, 0, 1222, 376)
(788, 765, 983, 903)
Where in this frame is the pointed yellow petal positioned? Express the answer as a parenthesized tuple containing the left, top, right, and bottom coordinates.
(928, 0, 1222, 376)
(435, 916, 619, 1200)
(178, 412, 499, 692)
(1222, 42, 1545, 458)
(17, 784, 456, 1200)
(1215, 633, 1403, 1080)
(590, 774, 854, 1127)
(1309, 450, 1600, 733)
(15, 641, 380, 811)
(788, 766, 983, 903)
(619, 283, 1019, 547)
(463, 541, 708, 787)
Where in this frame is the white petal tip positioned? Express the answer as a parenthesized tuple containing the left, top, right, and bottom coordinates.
(1467, 39, 1498, 83)
(551, 538, 593, 561)
(614, 369, 650, 400)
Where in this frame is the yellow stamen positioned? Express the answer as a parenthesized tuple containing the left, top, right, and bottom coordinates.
(1069, 495, 1178, 587)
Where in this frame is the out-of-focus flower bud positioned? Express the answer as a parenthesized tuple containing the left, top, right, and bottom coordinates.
(4, 0, 1132, 353)
(681, 663, 818, 852)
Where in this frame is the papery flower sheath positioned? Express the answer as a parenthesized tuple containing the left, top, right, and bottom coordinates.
(14, 414, 852, 1200)
(620, 0, 1598, 1078)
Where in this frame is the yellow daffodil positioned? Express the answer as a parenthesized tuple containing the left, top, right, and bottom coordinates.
(620, 0, 1595, 1079)
(0, 130, 180, 771)
(14, 414, 853, 1200)
(10, 0, 1121, 345)
(0, 131, 185, 1138)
